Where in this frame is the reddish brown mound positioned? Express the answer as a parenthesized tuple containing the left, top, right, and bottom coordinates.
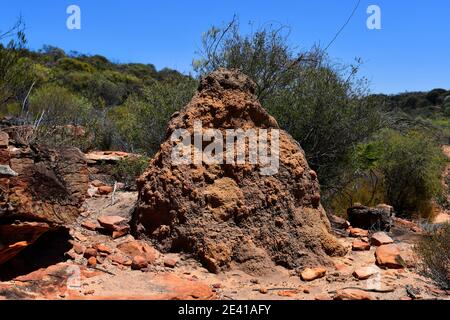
(133, 69, 346, 273)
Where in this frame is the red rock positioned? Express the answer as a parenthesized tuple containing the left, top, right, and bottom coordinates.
(65, 250, 77, 260)
(334, 289, 373, 300)
(87, 256, 97, 268)
(259, 288, 269, 294)
(164, 258, 178, 268)
(1, 263, 100, 300)
(112, 226, 130, 239)
(95, 244, 113, 254)
(110, 254, 132, 266)
(131, 255, 148, 270)
(315, 293, 333, 300)
(85, 151, 135, 163)
(98, 185, 113, 195)
(370, 232, 394, 246)
(0, 125, 88, 266)
(352, 240, 371, 251)
(73, 243, 85, 255)
(83, 248, 97, 259)
(301, 267, 327, 281)
(353, 266, 380, 280)
(98, 215, 127, 230)
(117, 240, 158, 264)
(81, 220, 98, 231)
(79, 273, 216, 300)
(0, 222, 51, 265)
(375, 244, 405, 269)
(334, 262, 350, 273)
(277, 290, 299, 297)
(98, 215, 130, 238)
(348, 227, 369, 238)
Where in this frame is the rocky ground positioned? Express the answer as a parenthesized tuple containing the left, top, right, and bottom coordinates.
(0, 182, 448, 300)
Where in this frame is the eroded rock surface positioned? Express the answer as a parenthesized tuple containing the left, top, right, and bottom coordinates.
(0, 123, 88, 266)
(133, 69, 346, 273)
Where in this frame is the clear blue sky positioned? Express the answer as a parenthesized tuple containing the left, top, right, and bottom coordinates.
(1, 0, 449, 94)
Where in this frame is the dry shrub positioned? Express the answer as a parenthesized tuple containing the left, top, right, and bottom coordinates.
(415, 223, 450, 289)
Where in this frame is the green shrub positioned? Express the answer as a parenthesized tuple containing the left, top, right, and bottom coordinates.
(29, 84, 92, 125)
(415, 223, 450, 289)
(344, 130, 446, 217)
(57, 57, 95, 73)
(378, 130, 445, 217)
(194, 19, 385, 192)
(111, 78, 196, 155)
(110, 156, 149, 190)
(28, 84, 95, 149)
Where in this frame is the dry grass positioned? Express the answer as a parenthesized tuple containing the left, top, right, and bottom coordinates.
(415, 223, 450, 289)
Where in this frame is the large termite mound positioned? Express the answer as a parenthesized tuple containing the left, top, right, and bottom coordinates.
(133, 69, 346, 273)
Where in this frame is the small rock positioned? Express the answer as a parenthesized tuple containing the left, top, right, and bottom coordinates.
(95, 244, 113, 254)
(164, 258, 178, 268)
(334, 262, 350, 273)
(131, 255, 148, 270)
(98, 185, 114, 195)
(277, 290, 299, 297)
(81, 220, 98, 231)
(98, 215, 127, 231)
(117, 240, 158, 264)
(84, 289, 95, 296)
(301, 267, 327, 282)
(65, 250, 77, 260)
(73, 243, 85, 255)
(259, 288, 268, 294)
(98, 215, 130, 238)
(370, 232, 394, 246)
(212, 283, 222, 289)
(315, 293, 333, 300)
(352, 240, 371, 251)
(87, 256, 97, 268)
(334, 289, 373, 300)
(110, 254, 132, 266)
(112, 226, 130, 239)
(0, 165, 18, 177)
(353, 266, 380, 280)
(348, 227, 369, 238)
(83, 248, 97, 259)
(375, 244, 405, 269)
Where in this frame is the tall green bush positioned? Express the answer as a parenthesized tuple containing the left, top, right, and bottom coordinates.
(344, 130, 446, 217)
